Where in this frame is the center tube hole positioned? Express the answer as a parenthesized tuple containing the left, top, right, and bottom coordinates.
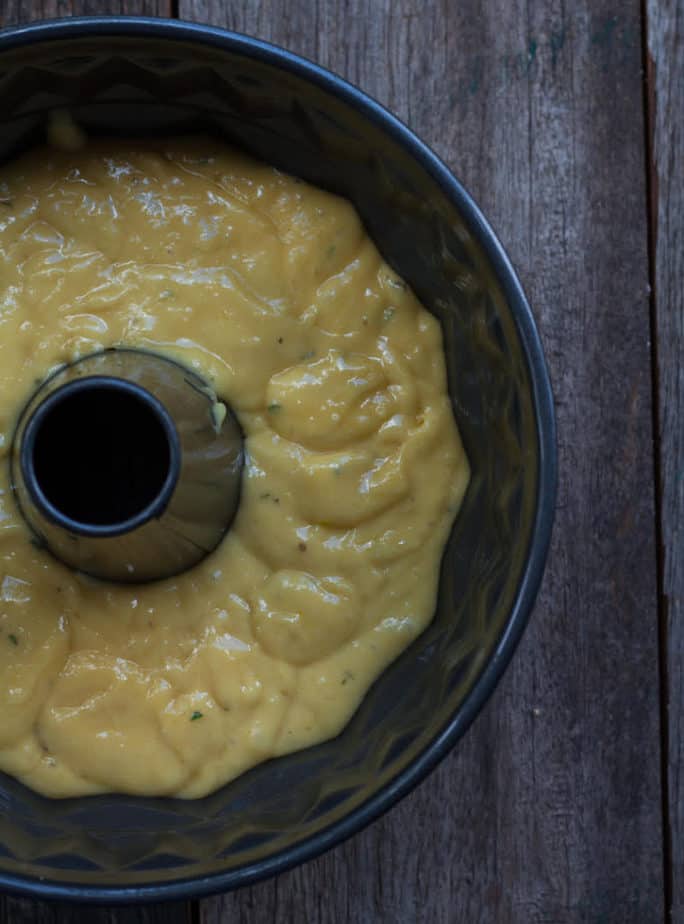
(24, 378, 178, 530)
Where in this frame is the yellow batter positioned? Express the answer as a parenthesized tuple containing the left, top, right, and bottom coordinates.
(0, 136, 469, 798)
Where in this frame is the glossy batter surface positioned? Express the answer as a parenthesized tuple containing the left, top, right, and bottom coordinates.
(0, 138, 469, 797)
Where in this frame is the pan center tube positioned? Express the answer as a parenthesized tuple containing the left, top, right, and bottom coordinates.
(10, 349, 244, 583)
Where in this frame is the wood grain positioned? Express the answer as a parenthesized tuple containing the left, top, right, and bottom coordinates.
(179, 2, 665, 922)
(0, 0, 170, 18)
(647, 0, 684, 920)
(0, 901, 191, 924)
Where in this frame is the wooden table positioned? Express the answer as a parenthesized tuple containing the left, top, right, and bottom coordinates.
(0, 1, 680, 921)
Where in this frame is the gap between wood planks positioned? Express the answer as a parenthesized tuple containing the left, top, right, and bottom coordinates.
(640, 0, 670, 921)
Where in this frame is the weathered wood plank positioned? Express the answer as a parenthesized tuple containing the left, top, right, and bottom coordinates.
(178, 2, 664, 922)
(647, 0, 684, 920)
(0, 900, 191, 924)
(0, 0, 170, 19)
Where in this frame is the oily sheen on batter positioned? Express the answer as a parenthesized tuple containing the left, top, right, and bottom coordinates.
(0, 138, 469, 798)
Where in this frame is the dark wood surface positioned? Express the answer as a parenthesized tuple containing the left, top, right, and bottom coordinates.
(648, 0, 683, 920)
(0, 0, 676, 921)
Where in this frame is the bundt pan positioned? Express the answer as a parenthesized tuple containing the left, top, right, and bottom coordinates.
(0, 17, 556, 902)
